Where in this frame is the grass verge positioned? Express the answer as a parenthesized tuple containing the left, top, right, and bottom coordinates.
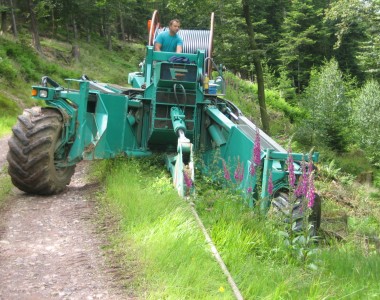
(91, 156, 234, 299)
(0, 168, 12, 207)
(92, 155, 380, 299)
(195, 187, 380, 299)
(0, 115, 15, 138)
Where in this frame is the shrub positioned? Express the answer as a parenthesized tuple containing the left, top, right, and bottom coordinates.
(0, 93, 20, 116)
(354, 80, 380, 164)
(373, 171, 380, 189)
(0, 57, 18, 82)
(297, 59, 351, 152)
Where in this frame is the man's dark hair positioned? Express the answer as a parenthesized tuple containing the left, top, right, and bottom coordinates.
(169, 19, 180, 26)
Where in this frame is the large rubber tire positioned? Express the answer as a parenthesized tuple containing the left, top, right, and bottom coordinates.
(271, 192, 322, 236)
(7, 107, 75, 195)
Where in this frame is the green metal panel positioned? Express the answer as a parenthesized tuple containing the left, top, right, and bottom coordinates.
(199, 102, 319, 206)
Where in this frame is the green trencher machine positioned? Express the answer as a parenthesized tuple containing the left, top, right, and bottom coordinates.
(7, 11, 321, 231)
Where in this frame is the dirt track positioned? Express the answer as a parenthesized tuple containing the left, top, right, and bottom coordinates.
(0, 136, 132, 299)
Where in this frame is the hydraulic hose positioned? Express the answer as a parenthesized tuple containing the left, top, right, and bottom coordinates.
(173, 83, 187, 114)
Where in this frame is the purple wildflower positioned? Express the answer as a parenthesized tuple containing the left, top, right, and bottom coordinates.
(287, 147, 296, 188)
(239, 165, 244, 182)
(247, 186, 253, 194)
(234, 163, 241, 181)
(249, 128, 261, 176)
(234, 162, 244, 182)
(302, 165, 310, 195)
(307, 172, 315, 208)
(249, 162, 255, 176)
(295, 161, 308, 197)
(223, 161, 231, 181)
(183, 170, 193, 188)
(254, 128, 261, 166)
(308, 156, 314, 174)
(294, 177, 303, 197)
(268, 172, 273, 195)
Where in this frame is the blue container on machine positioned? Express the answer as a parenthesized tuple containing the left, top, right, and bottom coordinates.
(209, 83, 218, 94)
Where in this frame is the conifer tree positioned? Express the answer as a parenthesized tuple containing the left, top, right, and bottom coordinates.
(354, 80, 380, 163)
(298, 59, 351, 152)
(278, 0, 327, 92)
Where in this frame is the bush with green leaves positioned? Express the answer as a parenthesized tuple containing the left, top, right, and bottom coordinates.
(354, 80, 380, 164)
(0, 57, 18, 83)
(0, 94, 20, 116)
(224, 72, 304, 124)
(297, 59, 351, 152)
(374, 172, 380, 189)
(0, 36, 77, 83)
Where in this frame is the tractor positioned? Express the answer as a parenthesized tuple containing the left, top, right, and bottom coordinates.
(7, 11, 321, 232)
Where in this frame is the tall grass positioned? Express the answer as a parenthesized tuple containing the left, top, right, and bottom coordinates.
(95, 156, 380, 299)
(318, 247, 380, 298)
(92, 157, 234, 299)
(0, 93, 18, 137)
(223, 72, 302, 139)
(0, 115, 15, 138)
(195, 187, 380, 299)
(0, 174, 12, 207)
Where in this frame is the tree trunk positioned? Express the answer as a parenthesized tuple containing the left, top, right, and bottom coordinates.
(9, 0, 17, 38)
(71, 45, 80, 61)
(73, 18, 78, 41)
(242, 0, 270, 134)
(106, 24, 112, 50)
(1, 10, 6, 34)
(72, 18, 80, 62)
(0, 0, 7, 34)
(51, 7, 55, 37)
(104, 12, 112, 51)
(65, 22, 70, 43)
(99, 15, 105, 37)
(28, 0, 42, 52)
(87, 28, 91, 43)
(118, 1, 125, 41)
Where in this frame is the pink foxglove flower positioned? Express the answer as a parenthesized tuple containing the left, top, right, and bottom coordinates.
(307, 172, 315, 208)
(223, 161, 231, 181)
(183, 171, 193, 188)
(238, 165, 244, 182)
(268, 172, 273, 195)
(254, 128, 261, 166)
(295, 161, 308, 197)
(249, 127, 261, 176)
(287, 147, 296, 188)
(234, 162, 241, 182)
(249, 162, 255, 176)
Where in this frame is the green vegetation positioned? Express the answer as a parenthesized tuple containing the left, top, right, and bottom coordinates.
(0, 92, 19, 138)
(0, 174, 12, 207)
(88, 56, 378, 298)
(0, 116, 16, 138)
(354, 80, 380, 164)
(224, 72, 303, 139)
(92, 157, 234, 299)
(93, 155, 380, 299)
(0, 34, 144, 136)
(0, 34, 143, 87)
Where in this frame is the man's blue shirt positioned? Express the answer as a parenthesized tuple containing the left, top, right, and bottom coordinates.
(155, 31, 183, 52)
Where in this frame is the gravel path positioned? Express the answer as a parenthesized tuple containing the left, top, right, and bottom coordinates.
(0, 135, 133, 300)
